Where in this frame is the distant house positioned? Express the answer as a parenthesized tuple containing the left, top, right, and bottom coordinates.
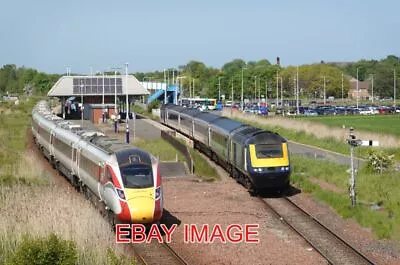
(348, 78, 370, 100)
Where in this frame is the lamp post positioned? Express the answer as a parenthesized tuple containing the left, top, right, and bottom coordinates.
(342, 73, 344, 102)
(163, 69, 167, 104)
(218, 76, 223, 101)
(192, 78, 195, 98)
(110, 67, 122, 133)
(231, 78, 234, 115)
(394, 68, 397, 108)
(176, 76, 186, 105)
(241, 67, 246, 111)
(80, 79, 84, 126)
(125, 63, 130, 144)
(265, 79, 268, 106)
(296, 66, 299, 115)
(114, 70, 118, 133)
(356, 68, 359, 109)
(276, 70, 279, 110)
(371, 74, 374, 104)
(280, 77, 284, 115)
(323, 76, 326, 106)
(254, 76, 257, 104)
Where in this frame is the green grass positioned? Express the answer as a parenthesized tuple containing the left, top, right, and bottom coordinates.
(291, 154, 400, 240)
(134, 138, 185, 162)
(189, 149, 220, 181)
(299, 115, 400, 137)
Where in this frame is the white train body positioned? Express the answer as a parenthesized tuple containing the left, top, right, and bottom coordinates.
(32, 101, 163, 224)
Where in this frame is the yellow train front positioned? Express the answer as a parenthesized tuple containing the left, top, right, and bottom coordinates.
(246, 132, 290, 189)
(230, 128, 291, 191)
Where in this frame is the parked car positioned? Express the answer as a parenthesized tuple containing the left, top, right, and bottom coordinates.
(275, 108, 283, 115)
(304, 109, 318, 116)
(224, 100, 232, 107)
(359, 107, 374, 115)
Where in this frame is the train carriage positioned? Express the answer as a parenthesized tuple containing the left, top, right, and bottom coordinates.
(160, 104, 291, 192)
(32, 101, 163, 225)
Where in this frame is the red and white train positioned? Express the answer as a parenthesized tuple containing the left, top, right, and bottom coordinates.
(32, 101, 163, 224)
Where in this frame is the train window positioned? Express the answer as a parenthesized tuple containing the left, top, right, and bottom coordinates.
(119, 164, 154, 189)
(255, 144, 283, 158)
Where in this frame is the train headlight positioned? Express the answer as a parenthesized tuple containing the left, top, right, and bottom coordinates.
(116, 188, 126, 200)
(281, 167, 285, 171)
(285, 167, 290, 171)
(155, 186, 161, 200)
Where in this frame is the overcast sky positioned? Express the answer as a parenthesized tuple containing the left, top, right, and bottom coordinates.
(0, 0, 399, 73)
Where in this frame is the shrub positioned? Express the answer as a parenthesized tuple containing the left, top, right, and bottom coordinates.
(366, 150, 394, 174)
(147, 100, 161, 113)
(7, 233, 77, 265)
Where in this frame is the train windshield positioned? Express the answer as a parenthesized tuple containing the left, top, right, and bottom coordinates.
(255, 144, 283, 158)
(120, 164, 154, 189)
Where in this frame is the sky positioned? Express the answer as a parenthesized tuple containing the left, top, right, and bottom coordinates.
(0, 0, 399, 74)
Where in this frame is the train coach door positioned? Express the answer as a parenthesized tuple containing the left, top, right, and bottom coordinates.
(76, 147, 81, 179)
(71, 144, 78, 175)
(49, 131, 55, 156)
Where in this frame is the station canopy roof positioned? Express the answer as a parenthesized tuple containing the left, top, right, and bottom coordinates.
(47, 75, 150, 97)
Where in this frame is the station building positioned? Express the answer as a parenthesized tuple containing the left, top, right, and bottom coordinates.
(47, 75, 149, 123)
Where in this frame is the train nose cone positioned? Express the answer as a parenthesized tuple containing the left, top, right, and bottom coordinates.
(128, 197, 155, 223)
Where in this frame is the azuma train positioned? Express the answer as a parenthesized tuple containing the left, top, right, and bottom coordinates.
(32, 101, 163, 224)
(161, 105, 291, 192)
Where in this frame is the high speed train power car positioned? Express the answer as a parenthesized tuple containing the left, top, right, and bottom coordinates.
(32, 101, 163, 224)
(161, 105, 291, 192)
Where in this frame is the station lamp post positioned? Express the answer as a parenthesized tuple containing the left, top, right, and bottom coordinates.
(125, 63, 130, 144)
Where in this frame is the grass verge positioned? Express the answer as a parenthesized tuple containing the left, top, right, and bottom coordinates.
(291, 154, 400, 240)
(134, 138, 185, 162)
(189, 149, 220, 181)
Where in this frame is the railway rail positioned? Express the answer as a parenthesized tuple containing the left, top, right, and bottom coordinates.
(133, 240, 189, 265)
(261, 196, 376, 265)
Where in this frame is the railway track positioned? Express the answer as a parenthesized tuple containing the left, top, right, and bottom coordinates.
(261, 196, 376, 265)
(146, 116, 378, 264)
(133, 240, 189, 265)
